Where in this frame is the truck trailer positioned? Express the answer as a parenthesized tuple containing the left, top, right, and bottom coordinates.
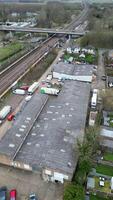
(13, 89, 25, 95)
(40, 87, 59, 96)
(0, 105, 11, 120)
(28, 82, 39, 94)
(91, 93, 97, 108)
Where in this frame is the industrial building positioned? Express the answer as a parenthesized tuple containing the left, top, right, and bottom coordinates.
(0, 62, 93, 183)
(52, 62, 93, 83)
(100, 126, 113, 151)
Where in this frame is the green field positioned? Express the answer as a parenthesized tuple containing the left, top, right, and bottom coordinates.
(0, 42, 24, 62)
(104, 153, 113, 162)
(90, 194, 110, 200)
(96, 164, 113, 176)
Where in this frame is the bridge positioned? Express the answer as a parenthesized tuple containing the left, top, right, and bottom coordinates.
(0, 26, 85, 36)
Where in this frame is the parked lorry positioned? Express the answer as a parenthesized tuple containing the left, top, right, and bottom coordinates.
(91, 93, 97, 108)
(40, 87, 59, 96)
(91, 89, 98, 108)
(0, 105, 11, 120)
(13, 89, 25, 95)
(28, 82, 39, 94)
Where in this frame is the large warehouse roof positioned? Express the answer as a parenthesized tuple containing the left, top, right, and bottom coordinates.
(52, 62, 93, 76)
(0, 80, 90, 175)
(0, 93, 48, 158)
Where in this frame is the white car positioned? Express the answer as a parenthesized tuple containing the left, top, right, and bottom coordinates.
(25, 95, 32, 102)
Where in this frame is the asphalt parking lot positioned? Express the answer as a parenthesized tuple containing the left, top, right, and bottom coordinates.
(0, 164, 63, 200)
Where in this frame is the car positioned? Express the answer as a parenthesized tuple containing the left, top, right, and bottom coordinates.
(109, 82, 113, 88)
(25, 95, 32, 102)
(29, 193, 38, 200)
(0, 186, 7, 200)
(10, 189, 17, 200)
(47, 74, 52, 81)
(7, 114, 15, 121)
(101, 75, 106, 81)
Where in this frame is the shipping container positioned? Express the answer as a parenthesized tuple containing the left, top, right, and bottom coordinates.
(28, 82, 39, 94)
(0, 105, 11, 120)
(40, 87, 59, 96)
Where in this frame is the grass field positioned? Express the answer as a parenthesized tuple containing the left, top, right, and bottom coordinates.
(90, 194, 110, 200)
(0, 42, 24, 62)
(96, 164, 113, 176)
(104, 153, 113, 162)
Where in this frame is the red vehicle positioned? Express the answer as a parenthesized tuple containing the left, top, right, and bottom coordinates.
(7, 114, 15, 121)
(20, 86, 29, 91)
(10, 189, 16, 200)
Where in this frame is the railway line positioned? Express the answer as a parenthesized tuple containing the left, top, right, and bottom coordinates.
(0, 0, 89, 97)
(0, 37, 58, 96)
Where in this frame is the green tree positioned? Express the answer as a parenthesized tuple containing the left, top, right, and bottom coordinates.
(74, 126, 100, 185)
(63, 184, 84, 200)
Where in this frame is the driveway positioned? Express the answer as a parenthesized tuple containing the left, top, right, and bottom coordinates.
(0, 164, 63, 200)
(92, 50, 105, 90)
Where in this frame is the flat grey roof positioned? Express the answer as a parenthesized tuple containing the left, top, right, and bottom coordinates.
(52, 62, 93, 76)
(0, 80, 90, 175)
(108, 76, 113, 83)
(0, 93, 48, 158)
(100, 139, 113, 149)
(100, 126, 113, 149)
(100, 126, 113, 139)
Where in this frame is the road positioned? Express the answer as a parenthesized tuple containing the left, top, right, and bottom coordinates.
(0, 0, 89, 98)
(92, 50, 105, 90)
(0, 26, 85, 36)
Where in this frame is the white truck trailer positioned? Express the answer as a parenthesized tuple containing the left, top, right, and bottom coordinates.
(40, 87, 59, 96)
(13, 89, 25, 95)
(28, 82, 39, 94)
(0, 105, 11, 120)
(91, 93, 97, 108)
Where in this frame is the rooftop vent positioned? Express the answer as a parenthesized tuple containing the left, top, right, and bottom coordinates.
(40, 134, 44, 137)
(67, 162, 72, 168)
(36, 144, 40, 147)
(60, 149, 66, 153)
(32, 133, 36, 136)
(27, 142, 31, 145)
(16, 134, 21, 137)
(19, 128, 24, 132)
(9, 144, 15, 148)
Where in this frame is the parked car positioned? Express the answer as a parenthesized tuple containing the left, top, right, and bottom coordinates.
(29, 193, 38, 200)
(101, 75, 106, 81)
(0, 186, 7, 200)
(25, 95, 32, 102)
(7, 113, 15, 121)
(10, 189, 17, 200)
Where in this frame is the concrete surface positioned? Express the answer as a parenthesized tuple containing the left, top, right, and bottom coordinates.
(0, 164, 63, 200)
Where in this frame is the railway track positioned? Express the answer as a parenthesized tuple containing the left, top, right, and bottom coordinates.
(0, 0, 89, 97)
(65, 0, 89, 30)
(0, 37, 58, 96)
